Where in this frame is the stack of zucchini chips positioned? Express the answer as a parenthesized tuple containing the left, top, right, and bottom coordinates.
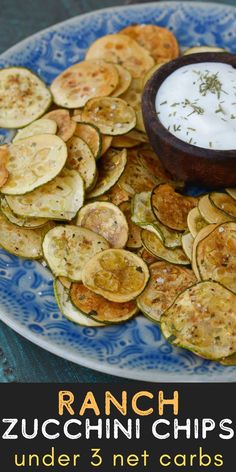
(0, 25, 235, 365)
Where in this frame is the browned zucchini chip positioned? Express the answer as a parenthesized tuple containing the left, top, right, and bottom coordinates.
(50, 60, 119, 108)
(141, 229, 190, 265)
(44, 109, 76, 142)
(81, 97, 136, 135)
(73, 122, 101, 159)
(137, 261, 196, 322)
(100, 135, 113, 156)
(77, 201, 128, 248)
(131, 190, 182, 248)
(66, 136, 97, 191)
(119, 149, 157, 196)
(119, 202, 142, 249)
(161, 281, 236, 360)
(99, 182, 130, 206)
(120, 24, 179, 63)
(151, 184, 198, 231)
(87, 148, 127, 199)
(86, 33, 154, 78)
(70, 282, 138, 324)
(82, 248, 149, 302)
(196, 222, 236, 293)
(0, 146, 9, 187)
(138, 248, 158, 265)
(209, 192, 236, 219)
(137, 145, 172, 182)
(54, 278, 104, 327)
(112, 134, 140, 148)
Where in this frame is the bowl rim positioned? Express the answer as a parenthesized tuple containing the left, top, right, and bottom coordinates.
(142, 52, 236, 160)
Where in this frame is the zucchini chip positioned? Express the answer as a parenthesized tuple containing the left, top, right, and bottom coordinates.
(120, 79, 143, 129)
(99, 182, 130, 207)
(131, 191, 156, 226)
(0, 213, 53, 259)
(1, 135, 67, 195)
(112, 134, 140, 148)
(87, 148, 127, 199)
(181, 232, 194, 262)
(131, 191, 182, 248)
(76, 201, 128, 248)
(0, 146, 9, 187)
(43, 225, 109, 281)
(100, 135, 113, 156)
(187, 206, 207, 238)
(82, 248, 149, 302)
(119, 149, 157, 196)
(192, 224, 217, 279)
(226, 188, 236, 200)
(209, 192, 236, 220)
(6, 168, 84, 220)
(1, 198, 48, 228)
(220, 353, 236, 366)
(44, 109, 76, 142)
(143, 61, 169, 87)
(138, 247, 158, 265)
(50, 60, 119, 108)
(196, 222, 236, 293)
(137, 261, 196, 323)
(0, 67, 52, 128)
(120, 24, 179, 63)
(128, 129, 149, 143)
(198, 194, 229, 224)
(70, 282, 138, 324)
(111, 65, 132, 97)
(66, 136, 97, 191)
(141, 229, 189, 265)
(183, 45, 227, 55)
(137, 145, 172, 182)
(119, 202, 142, 249)
(73, 122, 101, 159)
(58, 276, 71, 290)
(161, 281, 236, 360)
(13, 118, 57, 143)
(151, 184, 198, 231)
(86, 33, 154, 78)
(54, 279, 104, 327)
(82, 97, 136, 135)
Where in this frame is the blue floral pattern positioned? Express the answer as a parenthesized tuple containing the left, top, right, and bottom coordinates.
(0, 2, 236, 381)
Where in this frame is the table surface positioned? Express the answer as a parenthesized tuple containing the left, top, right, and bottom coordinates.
(0, 0, 235, 383)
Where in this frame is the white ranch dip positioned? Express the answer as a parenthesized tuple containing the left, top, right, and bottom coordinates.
(155, 62, 236, 150)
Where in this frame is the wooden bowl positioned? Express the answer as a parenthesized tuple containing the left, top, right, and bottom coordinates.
(142, 53, 236, 188)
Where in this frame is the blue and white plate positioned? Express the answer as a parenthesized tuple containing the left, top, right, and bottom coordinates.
(0, 1, 236, 382)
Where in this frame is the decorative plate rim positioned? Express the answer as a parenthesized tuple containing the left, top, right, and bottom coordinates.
(0, 1, 233, 60)
(0, 1, 236, 383)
